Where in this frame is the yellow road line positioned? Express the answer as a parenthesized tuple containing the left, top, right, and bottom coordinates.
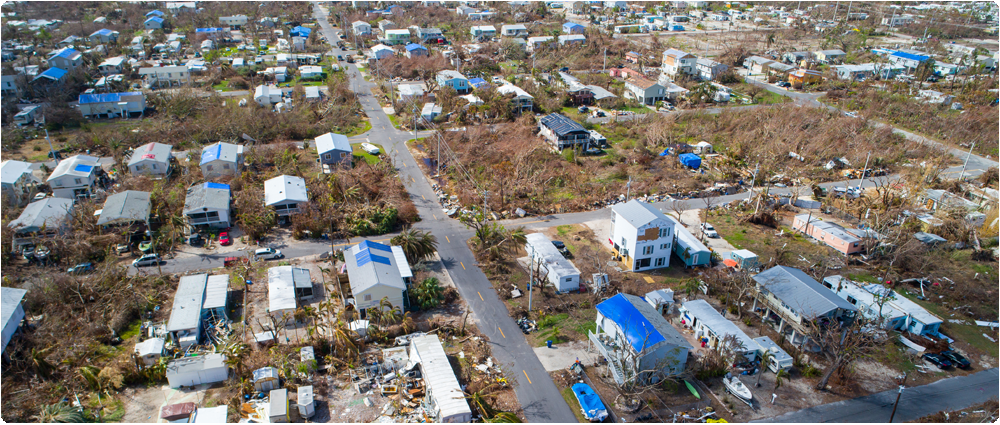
(445, 235, 450, 243)
(499, 327, 505, 338)
(460, 262, 466, 270)
(330, 237, 390, 247)
(518, 220, 546, 225)
(478, 291, 483, 301)
(523, 370, 532, 384)
(410, 176, 415, 182)
(421, 194, 426, 201)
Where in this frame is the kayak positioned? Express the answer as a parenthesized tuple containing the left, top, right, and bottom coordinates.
(684, 380, 701, 399)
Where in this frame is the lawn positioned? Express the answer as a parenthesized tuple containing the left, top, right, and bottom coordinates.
(897, 291, 999, 358)
(561, 387, 588, 423)
(387, 113, 400, 128)
(343, 120, 371, 137)
(211, 81, 237, 92)
(351, 143, 381, 165)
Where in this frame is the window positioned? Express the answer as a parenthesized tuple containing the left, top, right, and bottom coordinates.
(341, 152, 347, 158)
(642, 246, 653, 255)
(74, 178, 82, 184)
(223, 164, 230, 169)
(565, 278, 572, 282)
(853, 242, 859, 247)
(152, 164, 157, 169)
(621, 237, 626, 246)
(364, 294, 372, 301)
(654, 257, 665, 267)
(206, 165, 213, 171)
(324, 153, 332, 160)
(846, 296, 857, 305)
(659, 227, 670, 238)
(660, 243, 669, 250)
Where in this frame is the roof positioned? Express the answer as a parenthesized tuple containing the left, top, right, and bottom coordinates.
(752, 266, 857, 318)
(563, 22, 584, 29)
(269, 389, 288, 418)
(34, 67, 67, 82)
(100, 56, 126, 67)
(183, 182, 230, 214)
(91, 28, 115, 37)
(252, 366, 280, 382)
(625, 74, 660, 90)
(696, 57, 724, 67)
(558, 34, 586, 42)
(264, 175, 308, 206)
(496, 83, 533, 98)
(1, 160, 32, 185)
(405, 43, 427, 51)
(681, 300, 755, 350)
(200, 142, 240, 165)
(166, 353, 227, 377)
(528, 36, 555, 44)
(588, 85, 617, 100)
(914, 232, 947, 244)
(816, 49, 846, 56)
(135, 337, 165, 356)
(611, 199, 670, 229)
(146, 9, 164, 16)
(193, 406, 228, 424)
(663, 48, 694, 59)
(51, 47, 81, 60)
(346, 240, 407, 295)
(47, 154, 100, 181)
(145, 16, 165, 24)
(421, 102, 442, 116)
(745, 55, 773, 66)
(315, 132, 352, 155)
(1, 287, 28, 346)
(891, 50, 930, 62)
(767, 62, 795, 73)
(128, 142, 172, 166)
(410, 334, 473, 421)
(540, 113, 586, 136)
(645, 289, 674, 306)
(97, 190, 151, 226)
(596, 293, 691, 353)
(502, 24, 527, 30)
(667, 216, 709, 253)
(268, 266, 310, 313)
(526, 232, 580, 278)
(167, 274, 209, 332)
(437, 70, 467, 80)
(203, 274, 229, 311)
(790, 68, 822, 77)
(390, 246, 413, 279)
(7, 197, 74, 233)
(793, 214, 860, 244)
(79, 92, 143, 104)
(298, 385, 314, 406)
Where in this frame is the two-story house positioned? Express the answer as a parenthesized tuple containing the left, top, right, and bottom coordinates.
(383, 29, 411, 45)
(470, 25, 496, 40)
(46, 155, 101, 199)
(89, 29, 119, 44)
(661, 48, 697, 79)
(352, 20, 372, 36)
(138, 65, 192, 88)
(436, 70, 470, 94)
(416, 28, 445, 43)
(501, 24, 528, 37)
(538, 113, 590, 150)
(78, 92, 146, 119)
(97, 56, 126, 75)
(609, 200, 676, 271)
(496, 83, 533, 113)
(695, 58, 728, 81)
(1, 160, 37, 205)
(623, 75, 665, 106)
(48, 47, 82, 71)
(264, 175, 308, 220)
(184, 182, 232, 229)
(315, 132, 353, 167)
(751, 266, 857, 348)
(219, 15, 248, 29)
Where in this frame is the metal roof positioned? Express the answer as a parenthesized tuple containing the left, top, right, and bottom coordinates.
(767, 62, 795, 72)
(146, 10, 164, 16)
(596, 293, 691, 354)
(525, 232, 580, 279)
(409, 334, 472, 422)
(816, 49, 845, 56)
(891, 51, 930, 62)
(7, 197, 74, 233)
(167, 274, 208, 332)
(34, 67, 67, 81)
(680, 300, 756, 350)
(914, 232, 947, 244)
(269, 389, 288, 418)
(166, 353, 226, 377)
(145, 16, 165, 24)
(663, 48, 693, 59)
(667, 215, 709, 253)
(611, 199, 670, 229)
(496, 83, 533, 99)
(558, 34, 586, 42)
(793, 214, 861, 244)
(47, 154, 99, 181)
(193, 406, 227, 423)
(539, 113, 586, 136)
(346, 240, 406, 295)
(135, 337, 165, 356)
(563, 22, 584, 29)
(437, 70, 467, 81)
(79, 92, 143, 104)
(199, 142, 239, 166)
(97, 190, 151, 226)
(268, 266, 309, 314)
(203, 274, 229, 311)
(264, 175, 308, 206)
(298, 385, 313, 406)
(195, 27, 225, 33)
(315, 132, 351, 155)
(1, 287, 28, 348)
(390, 246, 413, 279)
(588, 85, 617, 100)
(1, 160, 32, 185)
(252, 366, 280, 382)
(752, 266, 857, 319)
(405, 43, 426, 51)
(183, 182, 230, 214)
(127, 142, 172, 166)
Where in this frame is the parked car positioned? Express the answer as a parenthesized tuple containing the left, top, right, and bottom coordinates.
(701, 223, 719, 238)
(361, 142, 380, 155)
(777, 81, 791, 88)
(337, 55, 343, 61)
(132, 253, 161, 268)
(67, 262, 94, 274)
(219, 231, 232, 246)
(20, 245, 35, 260)
(116, 243, 131, 254)
(189, 233, 204, 247)
(254, 248, 284, 260)
(939, 350, 971, 369)
(551, 241, 573, 258)
(491, 76, 503, 84)
(32, 192, 48, 201)
(921, 352, 952, 369)
(584, 146, 603, 155)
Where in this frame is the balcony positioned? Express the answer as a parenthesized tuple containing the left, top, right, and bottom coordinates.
(588, 330, 626, 385)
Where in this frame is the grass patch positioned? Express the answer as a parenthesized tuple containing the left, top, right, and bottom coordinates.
(343, 120, 371, 137)
(846, 272, 879, 283)
(118, 319, 143, 341)
(388, 114, 400, 128)
(556, 225, 573, 237)
(211, 81, 236, 92)
(897, 291, 999, 357)
(352, 143, 381, 165)
(561, 387, 588, 423)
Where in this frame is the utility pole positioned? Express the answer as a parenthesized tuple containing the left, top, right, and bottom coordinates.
(857, 151, 871, 191)
(746, 162, 760, 202)
(527, 244, 534, 313)
(625, 175, 632, 201)
(44, 127, 58, 165)
(845, 1, 853, 22)
(958, 141, 976, 181)
(603, 47, 607, 72)
(888, 373, 908, 423)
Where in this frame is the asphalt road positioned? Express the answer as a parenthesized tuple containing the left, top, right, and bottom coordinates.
(758, 368, 999, 423)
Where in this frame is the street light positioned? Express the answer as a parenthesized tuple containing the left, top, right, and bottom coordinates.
(888, 372, 907, 423)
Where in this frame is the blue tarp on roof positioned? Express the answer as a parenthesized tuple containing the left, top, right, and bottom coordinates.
(891, 51, 930, 62)
(290, 26, 312, 37)
(596, 293, 664, 353)
(468, 77, 488, 88)
(196, 27, 225, 33)
(146, 10, 164, 17)
(200, 144, 222, 165)
(78, 92, 141, 104)
(358, 240, 392, 252)
(204, 182, 230, 190)
(34, 67, 67, 81)
(92, 29, 114, 36)
(563, 22, 584, 30)
(55, 48, 80, 59)
(571, 383, 608, 422)
(355, 250, 392, 267)
(678, 153, 701, 169)
(405, 43, 426, 52)
(145, 16, 164, 24)
(74, 164, 94, 174)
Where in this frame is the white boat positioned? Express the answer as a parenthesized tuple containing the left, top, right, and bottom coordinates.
(723, 373, 753, 402)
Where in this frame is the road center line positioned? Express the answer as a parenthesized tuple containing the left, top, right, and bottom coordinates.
(433, 214, 437, 220)
(478, 291, 483, 301)
(523, 370, 532, 384)
(460, 262, 466, 270)
(499, 327, 505, 338)
(518, 220, 546, 225)
(445, 235, 450, 243)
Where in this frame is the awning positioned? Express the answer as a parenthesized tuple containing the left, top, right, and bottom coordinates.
(723, 259, 738, 268)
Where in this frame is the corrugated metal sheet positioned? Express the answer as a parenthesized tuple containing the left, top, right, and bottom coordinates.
(390, 246, 412, 279)
(167, 274, 208, 332)
(97, 190, 151, 226)
(752, 266, 857, 318)
(315, 132, 351, 155)
(264, 175, 308, 206)
(202, 274, 229, 310)
(611, 199, 668, 229)
(680, 300, 756, 350)
(345, 240, 406, 295)
(410, 335, 472, 422)
(539, 113, 586, 136)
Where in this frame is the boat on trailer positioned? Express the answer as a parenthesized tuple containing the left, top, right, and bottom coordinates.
(722, 373, 754, 408)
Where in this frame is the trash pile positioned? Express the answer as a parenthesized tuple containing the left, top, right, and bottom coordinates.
(517, 317, 537, 334)
(346, 345, 435, 423)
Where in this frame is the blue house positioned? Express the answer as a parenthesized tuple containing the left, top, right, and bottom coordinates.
(144, 16, 165, 30)
(435, 70, 470, 94)
(290, 26, 312, 38)
(405, 43, 428, 58)
(563, 22, 585, 34)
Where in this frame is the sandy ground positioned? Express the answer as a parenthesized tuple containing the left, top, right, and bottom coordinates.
(532, 340, 600, 372)
(121, 384, 211, 423)
(582, 218, 612, 250)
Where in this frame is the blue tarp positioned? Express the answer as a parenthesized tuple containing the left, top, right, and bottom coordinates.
(595, 293, 664, 353)
(54, 48, 80, 59)
(571, 383, 608, 422)
(659, 148, 671, 156)
(196, 28, 225, 33)
(204, 182, 230, 190)
(679, 153, 701, 169)
(92, 29, 114, 36)
(145, 16, 164, 24)
(78, 92, 141, 104)
(891, 51, 930, 63)
(468, 77, 488, 89)
(405, 43, 426, 52)
(200, 144, 222, 165)
(290, 26, 312, 37)
(146, 10, 164, 17)
(671, 25, 685, 31)
(33, 67, 68, 82)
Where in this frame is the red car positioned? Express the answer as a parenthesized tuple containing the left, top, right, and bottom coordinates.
(219, 232, 232, 246)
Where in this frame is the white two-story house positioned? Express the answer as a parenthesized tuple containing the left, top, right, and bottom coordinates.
(609, 200, 676, 272)
(264, 175, 308, 220)
(661, 48, 697, 79)
(47, 155, 101, 199)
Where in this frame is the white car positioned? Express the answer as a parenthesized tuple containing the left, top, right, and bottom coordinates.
(254, 248, 284, 260)
(361, 143, 380, 155)
(701, 223, 719, 238)
(133, 253, 161, 267)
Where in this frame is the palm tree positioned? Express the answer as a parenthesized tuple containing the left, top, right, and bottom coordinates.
(412, 277, 444, 310)
(679, 278, 702, 300)
(773, 368, 788, 394)
(755, 350, 774, 388)
(33, 403, 84, 423)
(223, 342, 249, 377)
(391, 228, 439, 265)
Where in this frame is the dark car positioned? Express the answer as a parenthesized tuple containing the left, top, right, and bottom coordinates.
(777, 81, 791, 88)
(189, 233, 204, 247)
(922, 352, 952, 369)
(67, 263, 94, 274)
(559, 67, 569, 72)
(551, 241, 573, 258)
(939, 350, 971, 369)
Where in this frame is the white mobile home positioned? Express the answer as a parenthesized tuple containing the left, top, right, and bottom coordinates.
(679, 300, 757, 362)
(525, 233, 580, 293)
(409, 334, 473, 422)
(267, 266, 312, 320)
(165, 354, 228, 388)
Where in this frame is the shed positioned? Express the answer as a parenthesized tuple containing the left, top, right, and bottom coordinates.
(165, 353, 228, 388)
(193, 406, 228, 423)
(267, 266, 310, 319)
(203, 274, 229, 321)
(253, 366, 281, 391)
(297, 385, 315, 418)
(678, 153, 701, 169)
(134, 337, 165, 366)
(269, 388, 289, 423)
(525, 232, 581, 292)
(727, 249, 759, 270)
(160, 402, 196, 421)
(409, 334, 473, 422)
(645, 289, 674, 314)
(753, 336, 792, 372)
